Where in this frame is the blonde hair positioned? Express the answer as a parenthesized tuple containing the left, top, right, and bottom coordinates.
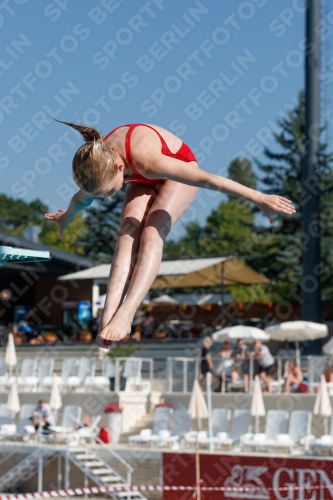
(55, 119, 118, 194)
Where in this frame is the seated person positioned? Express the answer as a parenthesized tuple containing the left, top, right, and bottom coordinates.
(284, 359, 303, 393)
(74, 415, 92, 430)
(31, 399, 54, 439)
(232, 338, 250, 392)
(323, 362, 333, 383)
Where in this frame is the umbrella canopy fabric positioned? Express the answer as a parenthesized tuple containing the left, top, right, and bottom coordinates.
(212, 325, 270, 343)
(151, 295, 179, 304)
(188, 380, 208, 420)
(323, 337, 333, 356)
(152, 256, 270, 289)
(50, 376, 62, 411)
(5, 333, 17, 367)
(59, 256, 271, 288)
(251, 376, 266, 417)
(265, 321, 328, 342)
(314, 375, 332, 418)
(7, 380, 20, 414)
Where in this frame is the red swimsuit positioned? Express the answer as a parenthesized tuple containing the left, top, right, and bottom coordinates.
(103, 123, 197, 186)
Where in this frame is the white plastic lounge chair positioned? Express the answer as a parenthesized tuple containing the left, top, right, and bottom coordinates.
(49, 405, 82, 441)
(185, 408, 231, 447)
(67, 415, 102, 445)
(42, 357, 78, 391)
(124, 358, 151, 393)
(150, 407, 192, 447)
(0, 404, 14, 428)
(37, 357, 54, 389)
(242, 410, 289, 451)
(67, 357, 96, 391)
(0, 404, 36, 440)
(211, 409, 252, 449)
(17, 358, 38, 391)
(84, 359, 115, 392)
(128, 407, 173, 445)
(267, 410, 312, 453)
(311, 416, 333, 454)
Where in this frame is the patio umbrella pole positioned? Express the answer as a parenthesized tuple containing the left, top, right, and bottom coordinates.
(221, 262, 225, 328)
(295, 339, 301, 368)
(195, 437, 201, 500)
(206, 373, 213, 451)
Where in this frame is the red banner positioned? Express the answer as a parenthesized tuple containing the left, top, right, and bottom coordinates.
(163, 453, 333, 500)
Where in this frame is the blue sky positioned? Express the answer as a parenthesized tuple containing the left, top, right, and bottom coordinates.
(0, 0, 308, 238)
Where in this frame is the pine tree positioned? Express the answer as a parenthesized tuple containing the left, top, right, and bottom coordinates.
(78, 191, 125, 262)
(164, 157, 258, 259)
(257, 91, 333, 300)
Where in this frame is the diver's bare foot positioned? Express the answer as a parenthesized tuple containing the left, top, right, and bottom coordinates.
(99, 311, 132, 342)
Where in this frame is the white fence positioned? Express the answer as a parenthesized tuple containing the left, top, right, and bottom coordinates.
(0, 355, 331, 394)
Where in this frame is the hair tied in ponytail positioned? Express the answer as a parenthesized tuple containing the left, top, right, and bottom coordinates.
(53, 118, 103, 143)
(54, 118, 118, 194)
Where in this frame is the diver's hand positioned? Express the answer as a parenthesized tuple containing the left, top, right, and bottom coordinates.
(44, 209, 68, 237)
(256, 193, 296, 224)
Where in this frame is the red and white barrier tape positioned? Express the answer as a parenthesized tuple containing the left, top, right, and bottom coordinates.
(1, 483, 333, 500)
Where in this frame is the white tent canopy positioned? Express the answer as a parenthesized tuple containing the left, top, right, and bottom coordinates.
(59, 256, 270, 287)
(58, 256, 270, 318)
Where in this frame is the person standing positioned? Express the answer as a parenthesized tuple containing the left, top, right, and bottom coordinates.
(249, 339, 275, 393)
(215, 340, 234, 392)
(200, 337, 214, 389)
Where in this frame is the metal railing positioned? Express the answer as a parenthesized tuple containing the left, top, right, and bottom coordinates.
(0, 354, 332, 395)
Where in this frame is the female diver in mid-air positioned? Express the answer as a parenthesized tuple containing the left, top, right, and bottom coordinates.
(45, 121, 295, 347)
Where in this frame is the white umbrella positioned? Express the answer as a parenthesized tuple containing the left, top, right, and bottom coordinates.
(314, 375, 332, 435)
(251, 375, 266, 434)
(151, 295, 178, 304)
(50, 376, 62, 424)
(212, 325, 270, 343)
(5, 333, 17, 377)
(265, 321, 328, 366)
(188, 380, 208, 422)
(7, 379, 20, 414)
(323, 337, 333, 356)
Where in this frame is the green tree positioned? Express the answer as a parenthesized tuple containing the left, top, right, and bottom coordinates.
(78, 191, 125, 262)
(164, 157, 258, 259)
(39, 214, 87, 254)
(228, 157, 257, 200)
(0, 194, 87, 255)
(0, 195, 47, 236)
(257, 91, 333, 300)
